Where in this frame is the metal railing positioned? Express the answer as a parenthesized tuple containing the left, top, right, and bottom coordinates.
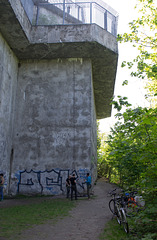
(20, 0, 118, 36)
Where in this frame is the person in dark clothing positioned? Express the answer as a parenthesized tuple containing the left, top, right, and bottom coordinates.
(66, 175, 71, 198)
(70, 173, 77, 200)
(0, 173, 4, 201)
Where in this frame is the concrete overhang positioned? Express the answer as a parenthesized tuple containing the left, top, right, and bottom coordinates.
(0, 0, 118, 119)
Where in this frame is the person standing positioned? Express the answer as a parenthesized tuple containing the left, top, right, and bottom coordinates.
(85, 173, 91, 199)
(0, 173, 5, 201)
(70, 173, 77, 200)
(66, 175, 71, 198)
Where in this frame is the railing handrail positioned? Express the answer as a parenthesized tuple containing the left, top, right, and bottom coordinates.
(38, 1, 118, 19)
(21, 0, 118, 37)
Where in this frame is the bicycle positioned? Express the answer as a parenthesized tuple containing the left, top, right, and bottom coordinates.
(108, 188, 145, 233)
(108, 189, 129, 233)
(124, 191, 140, 217)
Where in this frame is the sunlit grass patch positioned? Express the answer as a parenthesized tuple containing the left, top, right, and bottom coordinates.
(0, 198, 75, 239)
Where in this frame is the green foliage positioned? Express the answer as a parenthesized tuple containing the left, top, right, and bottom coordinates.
(97, 121, 102, 151)
(98, 106, 157, 239)
(127, 196, 157, 240)
(107, 107, 157, 188)
(117, 0, 157, 104)
(97, 125, 111, 179)
(111, 96, 132, 112)
(100, 212, 157, 240)
(0, 199, 75, 239)
(98, 1, 157, 238)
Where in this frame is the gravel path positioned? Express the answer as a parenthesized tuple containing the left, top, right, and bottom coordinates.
(0, 178, 116, 240)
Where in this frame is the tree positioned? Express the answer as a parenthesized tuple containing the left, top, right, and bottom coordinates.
(117, 0, 157, 105)
(97, 130, 112, 180)
(102, 103, 157, 239)
(107, 107, 157, 189)
(97, 1, 157, 238)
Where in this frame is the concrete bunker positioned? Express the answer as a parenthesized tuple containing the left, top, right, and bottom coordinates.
(0, 0, 118, 196)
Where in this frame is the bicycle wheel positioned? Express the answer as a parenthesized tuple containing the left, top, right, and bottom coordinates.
(109, 199, 115, 214)
(121, 208, 129, 233)
(115, 204, 121, 225)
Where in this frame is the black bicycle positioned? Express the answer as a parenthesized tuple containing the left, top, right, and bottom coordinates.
(108, 189, 129, 233)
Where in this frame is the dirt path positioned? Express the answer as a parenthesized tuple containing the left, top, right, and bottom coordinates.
(1, 179, 116, 240)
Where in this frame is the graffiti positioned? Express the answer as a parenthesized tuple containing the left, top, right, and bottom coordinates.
(17, 168, 90, 196)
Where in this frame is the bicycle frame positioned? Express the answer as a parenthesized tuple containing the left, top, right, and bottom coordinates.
(108, 189, 129, 233)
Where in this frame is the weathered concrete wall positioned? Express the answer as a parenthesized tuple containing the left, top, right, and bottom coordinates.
(91, 81, 97, 181)
(0, 0, 118, 119)
(36, 4, 82, 25)
(37, 6, 64, 25)
(0, 33, 18, 194)
(0, 0, 118, 196)
(9, 58, 95, 195)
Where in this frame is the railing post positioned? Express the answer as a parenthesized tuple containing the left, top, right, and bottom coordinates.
(90, 2, 92, 24)
(63, 0, 65, 24)
(114, 16, 118, 36)
(78, 6, 80, 20)
(112, 17, 115, 36)
(104, 10, 107, 31)
(36, 5, 39, 25)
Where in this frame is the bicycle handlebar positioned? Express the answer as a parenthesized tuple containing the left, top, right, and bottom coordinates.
(108, 188, 117, 195)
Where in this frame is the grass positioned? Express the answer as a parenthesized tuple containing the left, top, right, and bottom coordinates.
(99, 218, 131, 240)
(0, 198, 76, 239)
(99, 207, 157, 240)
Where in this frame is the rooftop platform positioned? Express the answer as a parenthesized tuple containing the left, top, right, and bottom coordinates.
(0, 0, 118, 118)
